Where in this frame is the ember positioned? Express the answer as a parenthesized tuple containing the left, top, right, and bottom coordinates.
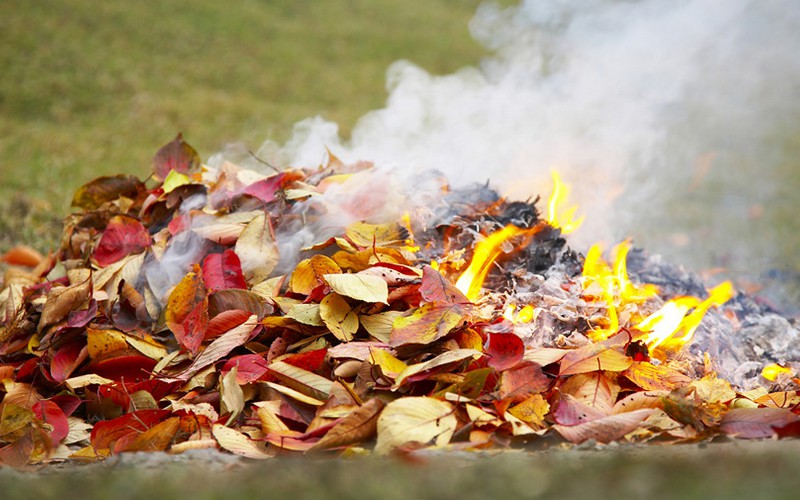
(0, 135, 799, 466)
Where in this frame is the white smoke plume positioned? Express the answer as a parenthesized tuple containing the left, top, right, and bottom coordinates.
(246, 0, 800, 300)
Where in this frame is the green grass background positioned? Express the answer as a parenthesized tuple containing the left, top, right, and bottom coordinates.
(0, 0, 490, 250)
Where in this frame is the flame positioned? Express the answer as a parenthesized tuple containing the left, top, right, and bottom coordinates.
(547, 171, 585, 234)
(456, 224, 542, 302)
(761, 363, 794, 381)
(636, 281, 735, 353)
(401, 211, 420, 252)
(501, 303, 537, 324)
(582, 241, 659, 340)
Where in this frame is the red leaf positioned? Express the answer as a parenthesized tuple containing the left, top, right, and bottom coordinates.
(202, 250, 247, 292)
(93, 216, 151, 267)
(282, 348, 329, 375)
(50, 341, 88, 382)
(485, 332, 524, 371)
(67, 299, 98, 328)
(33, 400, 69, 444)
(241, 174, 285, 204)
(205, 309, 253, 340)
(152, 133, 201, 181)
(222, 354, 269, 384)
(553, 394, 607, 426)
(90, 409, 170, 451)
(89, 355, 157, 383)
(419, 265, 470, 305)
(165, 270, 209, 354)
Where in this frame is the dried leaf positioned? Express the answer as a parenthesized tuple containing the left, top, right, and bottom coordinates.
(93, 216, 151, 267)
(507, 394, 550, 429)
(360, 311, 403, 343)
(235, 213, 279, 285)
(202, 250, 247, 291)
(419, 265, 469, 304)
(38, 273, 92, 334)
(720, 408, 800, 439)
(323, 273, 388, 304)
(152, 133, 201, 181)
(177, 315, 257, 380)
(290, 255, 341, 295)
(220, 367, 245, 422)
(122, 417, 181, 452)
(622, 361, 692, 391)
(485, 332, 523, 371)
(165, 270, 208, 355)
(267, 361, 332, 401)
(345, 222, 407, 248)
(560, 372, 620, 415)
(72, 175, 145, 210)
(553, 409, 657, 444)
(559, 344, 632, 376)
(498, 361, 551, 400)
(375, 397, 457, 454)
(212, 424, 273, 459)
(394, 349, 482, 387)
(312, 398, 386, 450)
(320, 293, 359, 342)
(285, 303, 324, 327)
(689, 373, 736, 404)
(390, 303, 466, 346)
(368, 347, 408, 378)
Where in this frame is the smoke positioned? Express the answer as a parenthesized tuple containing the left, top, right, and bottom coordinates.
(248, 0, 800, 302)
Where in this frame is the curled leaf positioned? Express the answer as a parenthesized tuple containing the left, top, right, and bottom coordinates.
(375, 397, 456, 454)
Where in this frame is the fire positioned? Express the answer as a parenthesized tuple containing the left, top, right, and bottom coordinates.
(502, 303, 537, 324)
(547, 171, 585, 234)
(455, 224, 543, 302)
(401, 211, 421, 252)
(761, 363, 794, 381)
(581, 240, 659, 340)
(636, 281, 735, 353)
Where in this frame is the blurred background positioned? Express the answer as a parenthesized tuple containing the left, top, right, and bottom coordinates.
(2, 0, 799, 313)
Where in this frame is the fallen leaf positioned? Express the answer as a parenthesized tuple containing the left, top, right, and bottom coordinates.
(312, 398, 386, 450)
(235, 213, 280, 285)
(622, 361, 692, 391)
(152, 133, 201, 181)
(177, 315, 257, 380)
(375, 397, 457, 454)
(267, 361, 332, 401)
(360, 311, 404, 342)
(394, 349, 482, 387)
(390, 303, 466, 346)
(212, 424, 273, 459)
(121, 417, 181, 452)
(290, 255, 341, 295)
(485, 332, 523, 371)
(320, 293, 359, 342)
(72, 175, 145, 210)
(220, 367, 245, 422)
(419, 265, 469, 304)
(165, 270, 208, 355)
(498, 361, 551, 400)
(553, 409, 657, 444)
(560, 372, 620, 415)
(324, 273, 389, 304)
(689, 373, 736, 404)
(559, 344, 632, 376)
(720, 408, 800, 439)
(345, 222, 407, 248)
(202, 250, 247, 291)
(93, 216, 151, 267)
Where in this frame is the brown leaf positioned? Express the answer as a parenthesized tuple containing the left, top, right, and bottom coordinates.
(419, 265, 469, 305)
(121, 417, 181, 452)
(312, 398, 386, 450)
(38, 271, 92, 334)
(498, 361, 551, 400)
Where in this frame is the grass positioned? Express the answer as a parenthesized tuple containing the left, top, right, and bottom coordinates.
(0, 0, 489, 252)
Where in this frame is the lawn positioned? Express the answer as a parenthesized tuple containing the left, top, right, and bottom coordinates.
(0, 0, 489, 251)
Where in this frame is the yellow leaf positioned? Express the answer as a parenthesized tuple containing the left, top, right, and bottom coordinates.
(508, 394, 550, 429)
(285, 303, 324, 327)
(290, 255, 341, 295)
(375, 397, 457, 454)
(622, 361, 692, 391)
(267, 361, 333, 401)
(394, 349, 481, 387)
(220, 366, 245, 423)
(64, 374, 115, 390)
(86, 328, 129, 361)
(559, 345, 632, 376)
(235, 213, 279, 285)
(162, 170, 191, 194)
(345, 222, 407, 248)
(212, 424, 273, 459)
(368, 347, 408, 378)
(323, 273, 389, 304)
(689, 373, 736, 404)
(391, 303, 465, 346)
(125, 334, 168, 361)
(360, 311, 404, 342)
(320, 293, 359, 342)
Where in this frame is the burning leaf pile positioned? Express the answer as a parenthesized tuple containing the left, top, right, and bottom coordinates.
(1, 135, 799, 467)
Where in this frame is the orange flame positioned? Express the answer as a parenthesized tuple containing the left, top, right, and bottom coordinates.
(401, 211, 421, 252)
(582, 241, 659, 340)
(456, 224, 543, 302)
(636, 281, 735, 353)
(547, 171, 585, 234)
(502, 303, 537, 324)
(761, 363, 794, 381)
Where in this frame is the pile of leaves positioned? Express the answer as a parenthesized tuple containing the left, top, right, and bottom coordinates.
(1, 135, 799, 467)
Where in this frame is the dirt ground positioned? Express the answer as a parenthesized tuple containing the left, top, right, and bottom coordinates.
(2, 439, 799, 499)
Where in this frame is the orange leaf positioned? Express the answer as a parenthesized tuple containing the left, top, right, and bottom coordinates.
(312, 398, 386, 450)
(559, 344, 631, 376)
(391, 303, 467, 346)
(290, 255, 341, 295)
